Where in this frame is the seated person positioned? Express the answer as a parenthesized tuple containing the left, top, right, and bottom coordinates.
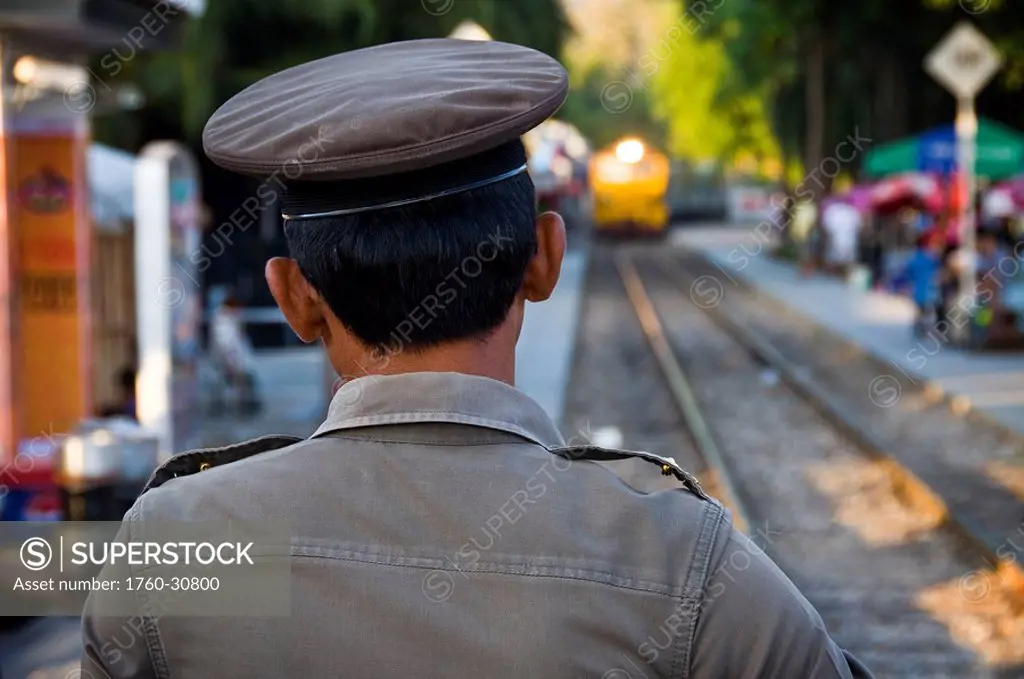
(98, 365, 137, 420)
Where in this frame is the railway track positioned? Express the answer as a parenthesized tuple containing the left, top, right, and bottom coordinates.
(671, 250, 1024, 550)
(564, 244, 1024, 678)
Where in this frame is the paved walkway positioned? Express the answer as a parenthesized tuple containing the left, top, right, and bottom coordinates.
(671, 226, 1024, 436)
(190, 347, 329, 447)
(515, 249, 588, 425)
(197, 249, 590, 440)
(200, 248, 589, 439)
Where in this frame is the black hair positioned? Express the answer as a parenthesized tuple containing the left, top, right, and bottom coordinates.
(283, 170, 537, 354)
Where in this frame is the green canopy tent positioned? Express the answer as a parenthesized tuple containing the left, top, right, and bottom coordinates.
(863, 118, 1024, 180)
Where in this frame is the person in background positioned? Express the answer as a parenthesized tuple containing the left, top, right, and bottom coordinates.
(904, 234, 943, 337)
(963, 228, 1009, 345)
(99, 365, 137, 420)
(927, 211, 959, 326)
(822, 200, 862, 278)
(210, 292, 262, 416)
(795, 198, 820, 276)
(866, 216, 886, 289)
(996, 215, 1017, 250)
(975, 229, 1010, 301)
(913, 209, 933, 235)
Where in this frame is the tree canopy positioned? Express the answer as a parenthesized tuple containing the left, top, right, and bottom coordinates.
(560, 0, 1024, 189)
(94, 0, 1024, 193)
(697, 0, 1024, 188)
(93, 0, 568, 147)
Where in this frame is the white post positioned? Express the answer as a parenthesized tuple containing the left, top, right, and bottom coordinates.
(135, 151, 174, 459)
(134, 143, 201, 461)
(956, 97, 978, 332)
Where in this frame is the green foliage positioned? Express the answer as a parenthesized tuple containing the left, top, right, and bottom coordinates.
(694, 0, 1024, 180)
(94, 0, 568, 144)
(646, 14, 778, 167)
(94, 0, 1024, 185)
(556, 0, 780, 172)
(559, 68, 667, 151)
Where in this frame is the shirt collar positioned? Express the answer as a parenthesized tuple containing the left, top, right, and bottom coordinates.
(312, 372, 566, 449)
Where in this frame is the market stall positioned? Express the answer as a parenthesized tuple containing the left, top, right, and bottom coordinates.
(857, 119, 1024, 349)
(975, 177, 1024, 347)
(863, 118, 1024, 180)
(0, 0, 197, 523)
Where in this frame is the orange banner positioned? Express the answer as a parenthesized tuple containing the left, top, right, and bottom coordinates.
(0, 131, 13, 464)
(11, 132, 91, 440)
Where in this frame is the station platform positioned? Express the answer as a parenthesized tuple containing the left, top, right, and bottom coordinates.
(194, 246, 588, 447)
(190, 347, 330, 447)
(671, 226, 1024, 436)
(515, 249, 588, 424)
(200, 247, 589, 441)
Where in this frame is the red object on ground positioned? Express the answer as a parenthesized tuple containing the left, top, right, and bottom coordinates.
(0, 438, 58, 490)
(0, 457, 55, 490)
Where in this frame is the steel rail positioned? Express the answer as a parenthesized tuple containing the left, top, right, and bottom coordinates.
(614, 250, 753, 535)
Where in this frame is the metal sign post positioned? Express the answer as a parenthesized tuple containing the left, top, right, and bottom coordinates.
(956, 99, 978, 309)
(924, 22, 1002, 340)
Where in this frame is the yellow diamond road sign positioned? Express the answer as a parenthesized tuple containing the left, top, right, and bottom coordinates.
(925, 22, 1002, 100)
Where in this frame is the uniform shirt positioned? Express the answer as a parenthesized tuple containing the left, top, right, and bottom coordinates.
(904, 248, 941, 306)
(81, 372, 872, 678)
(976, 246, 1010, 284)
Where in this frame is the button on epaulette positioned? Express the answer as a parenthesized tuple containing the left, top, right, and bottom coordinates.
(548, 445, 709, 500)
(141, 435, 303, 495)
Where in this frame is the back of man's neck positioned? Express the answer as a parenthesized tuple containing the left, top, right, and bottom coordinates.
(353, 340, 515, 386)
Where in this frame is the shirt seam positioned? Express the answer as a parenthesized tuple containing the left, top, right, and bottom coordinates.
(289, 544, 689, 598)
(318, 433, 542, 447)
(674, 501, 727, 679)
(314, 411, 563, 447)
(130, 496, 172, 679)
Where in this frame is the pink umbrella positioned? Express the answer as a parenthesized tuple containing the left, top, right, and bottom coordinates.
(823, 184, 873, 214)
(870, 173, 943, 214)
(1000, 176, 1024, 208)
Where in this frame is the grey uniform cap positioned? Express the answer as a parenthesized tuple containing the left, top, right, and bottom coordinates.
(201, 39, 569, 220)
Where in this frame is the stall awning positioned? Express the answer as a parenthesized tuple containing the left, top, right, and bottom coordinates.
(863, 118, 1024, 180)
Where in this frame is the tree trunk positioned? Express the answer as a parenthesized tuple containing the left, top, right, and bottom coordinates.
(890, 57, 908, 140)
(873, 49, 908, 143)
(801, 27, 829, 271)
(804, 29, 829, 202)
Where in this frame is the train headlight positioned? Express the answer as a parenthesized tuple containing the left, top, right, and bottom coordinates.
(615, 139, 645, 164)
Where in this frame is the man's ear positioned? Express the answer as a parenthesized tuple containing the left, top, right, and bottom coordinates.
(522, 211, 566, 303)
(265, 257, 326, 343)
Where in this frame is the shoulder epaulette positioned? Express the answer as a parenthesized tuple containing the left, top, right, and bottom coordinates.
(140, 435, 304, 495)
(548, 445, 709, 500)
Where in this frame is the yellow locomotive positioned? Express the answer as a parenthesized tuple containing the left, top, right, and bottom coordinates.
(589, 137, 670, 237)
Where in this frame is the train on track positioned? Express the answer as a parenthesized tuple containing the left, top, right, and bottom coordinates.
(589, 137, 670, 238)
